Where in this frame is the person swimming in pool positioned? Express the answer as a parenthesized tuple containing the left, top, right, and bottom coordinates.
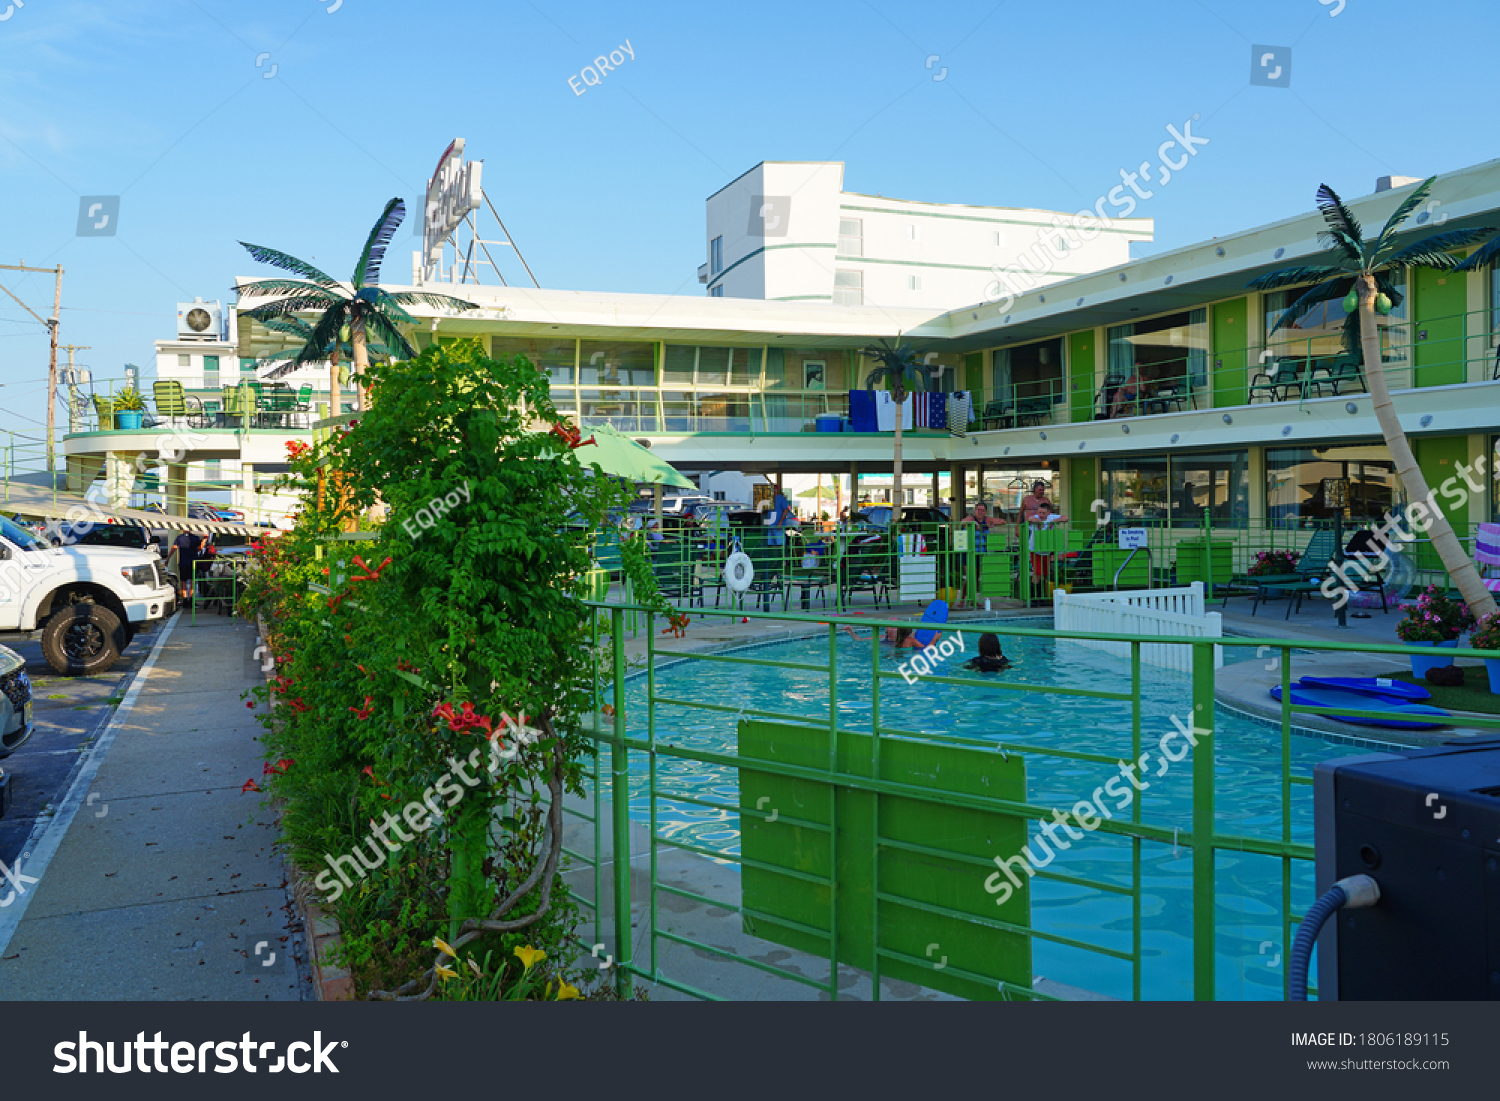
(962, 632, 1012, 672)
(841, 624, 924, 649)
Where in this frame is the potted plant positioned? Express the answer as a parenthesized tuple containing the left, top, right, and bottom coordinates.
(1247, 549, 1299, 577)
(114, 386, 146, 430)
(1395, 586, 1476, 676)
(1469, 611, 1500, 694)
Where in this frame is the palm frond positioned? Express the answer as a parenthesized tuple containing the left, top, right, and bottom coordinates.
(1273, 277, 1352, 334)
(1385, 227, 1498, 270)
(363, 309, 417, 362)
(1340, 310, 1363, 359)
(1315, 183, 1362, 247)
(299, 304, 351, 368)
(1372, 176, 1436, 257)
(243, 296, 349, 320)
(352, 198, 405, 289)
(1316, 228, 1362, 263)
(255, 316, 315, 339)
(237, 279, 346, 304)
(382, 290, 481, 311)
(1244, 265, 1346, 292)
(238, 244, 342, 290)
(1455, 235, 1500, 272)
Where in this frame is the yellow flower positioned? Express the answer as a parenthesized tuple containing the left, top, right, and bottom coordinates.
(432, 936, 458, 958)
(435, 964, 457, 981)
(514, 945, 546, 972)
(555, 980, 581, 1001)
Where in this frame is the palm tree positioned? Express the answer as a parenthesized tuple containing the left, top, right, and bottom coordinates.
(237, 198, 479, 413)
(860, 337, 932, 527)
(1247, 177, 1498, 618)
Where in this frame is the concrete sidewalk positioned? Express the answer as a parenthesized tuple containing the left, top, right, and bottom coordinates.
(0, 613, 311, 1000)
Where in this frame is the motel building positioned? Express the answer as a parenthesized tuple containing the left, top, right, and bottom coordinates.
(59, 155, 1500, 570)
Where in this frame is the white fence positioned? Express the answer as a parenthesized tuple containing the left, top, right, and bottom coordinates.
(1053, 582, 1223, 673)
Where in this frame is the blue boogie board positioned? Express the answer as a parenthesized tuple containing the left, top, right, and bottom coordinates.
(1298, 676, 1432, 702)
(914, 599, 949, 648)
(1269, 684, 1449, 730)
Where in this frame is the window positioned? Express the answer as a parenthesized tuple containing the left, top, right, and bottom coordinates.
(1104, 309, 1208, 415)
(710, 236, 723, 276)
(177, 354, 191, 368)
(908, 224, 919, 241)
(1102, 451, 1247, 528)
(1490, 260, 1500, 342)
(1264, 274, 1407, 364)
(909, 275, 922, 291)
(993, 231, 1006, 247)
(833, 270, 863, 306)
(1267, 443, 1396, 527)
(204, 459, 221, 481)
(203, 355, 219, 388)
(838, 218, 863, 257)
(710, 285, 723, 297)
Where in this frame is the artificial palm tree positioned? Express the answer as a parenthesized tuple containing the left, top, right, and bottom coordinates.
(1247, 177, 1498, 618)
(861, 337, 932, 527)
(237, 198, 478, 413)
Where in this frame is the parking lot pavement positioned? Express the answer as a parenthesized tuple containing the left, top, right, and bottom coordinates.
(0, 624, 158, 872)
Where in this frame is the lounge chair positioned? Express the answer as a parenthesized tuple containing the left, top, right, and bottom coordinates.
(153, 380, 207, 428)
(92, 395, 115, 430)
(1247, 530, 1336, 617)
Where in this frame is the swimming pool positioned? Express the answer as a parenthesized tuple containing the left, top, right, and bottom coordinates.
(620, 623, 1363, 1000)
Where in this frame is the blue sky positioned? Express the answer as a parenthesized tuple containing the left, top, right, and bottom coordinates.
(0, 0, 1496, 442)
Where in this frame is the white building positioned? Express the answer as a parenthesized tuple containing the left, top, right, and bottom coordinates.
(700, 161, 1153, 309)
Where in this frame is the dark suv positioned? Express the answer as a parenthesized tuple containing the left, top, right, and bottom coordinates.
(49, 522, 157, 553)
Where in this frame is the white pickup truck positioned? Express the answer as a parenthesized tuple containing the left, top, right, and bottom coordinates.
(0, 515, 176, 675)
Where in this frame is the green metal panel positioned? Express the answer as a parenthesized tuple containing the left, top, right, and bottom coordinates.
(738, 719, 1032, 1000)
(1175, 539, 1233, 588)
(1211, 298, 1248, 407)
(1413, 266, 1467, 387)
(1068, 331, 1095, 423)
(976, 551, 1014, 598)
(1092, 547, 1149, 588)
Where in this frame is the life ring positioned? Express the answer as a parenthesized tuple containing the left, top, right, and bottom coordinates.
(725, 552, 755, 592)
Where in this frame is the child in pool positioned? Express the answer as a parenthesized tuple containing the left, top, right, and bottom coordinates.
(841, 624, 923, 649)
(963, 632, 1011, 672)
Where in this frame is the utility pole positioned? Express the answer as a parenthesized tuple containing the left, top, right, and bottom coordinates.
(0, 263, 64, 471)
(61, 345, 90, 434)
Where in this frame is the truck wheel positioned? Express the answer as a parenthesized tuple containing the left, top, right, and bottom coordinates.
(41, 603, 126, 676)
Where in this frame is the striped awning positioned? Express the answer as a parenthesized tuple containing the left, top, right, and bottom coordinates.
(0, 475, 268, 537)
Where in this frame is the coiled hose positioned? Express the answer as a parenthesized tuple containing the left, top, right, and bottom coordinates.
(1289, 874, 1380, 1001)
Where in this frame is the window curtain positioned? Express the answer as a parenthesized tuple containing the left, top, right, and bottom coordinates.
(761, 346, 785, 431)
(1107, 324, 1133, 381)
(991, 348, 1013, 409)
(1187, 308, 1208, 399)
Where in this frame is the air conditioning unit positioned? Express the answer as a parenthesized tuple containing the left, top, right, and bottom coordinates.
(177, 298, 223, 340)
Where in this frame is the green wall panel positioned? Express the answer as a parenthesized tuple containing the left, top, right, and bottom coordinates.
(1211, 298, 1248, 408)
(738, 719, 1031, 1000)
(1413, 436, 1470, 573)
(1068, 330, 1095, 423)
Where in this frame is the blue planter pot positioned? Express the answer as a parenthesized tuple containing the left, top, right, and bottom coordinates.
(1485, 657, 1500, 694)
(1409, 639, 1458, 677)
(116, 411, 143, 430)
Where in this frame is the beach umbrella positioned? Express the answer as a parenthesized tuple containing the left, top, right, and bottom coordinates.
(576, 424, 694, 488)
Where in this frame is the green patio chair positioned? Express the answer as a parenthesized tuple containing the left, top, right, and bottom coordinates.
(152, 380, 207, 428)
(91, 395, 115, 430)
(1247, 530, 1337, 618)
(221, 384, 256, 428)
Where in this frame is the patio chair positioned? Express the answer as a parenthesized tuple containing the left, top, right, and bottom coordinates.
(153, 380, 207, 428)
(978, 399, 1012, 430)
(1306, 354, 1364, 397)
(221, 384, 256, 428)
(1246, 530, 1338, 618)
(1249, 357, 1307, 403)
(841, 535, 893, 608)
(91, 394, 115, 430)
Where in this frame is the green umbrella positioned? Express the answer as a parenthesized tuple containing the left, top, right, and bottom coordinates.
(576, 424, 694, 489)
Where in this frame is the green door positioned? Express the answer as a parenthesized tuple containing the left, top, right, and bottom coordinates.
(1068, 330, 1095, 423)
(1069, 456, 1096, 523)
(1412, 266, 1467, 387)
(1413, 437, 1470, 575)
(1211, 298, 1247, 407)
(964, 352, 983, 398)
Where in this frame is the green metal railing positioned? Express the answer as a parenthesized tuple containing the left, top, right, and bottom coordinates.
(567, 601, 1500, 1001)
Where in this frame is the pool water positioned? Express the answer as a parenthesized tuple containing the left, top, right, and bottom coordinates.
(622, 624, 1363, 1000)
